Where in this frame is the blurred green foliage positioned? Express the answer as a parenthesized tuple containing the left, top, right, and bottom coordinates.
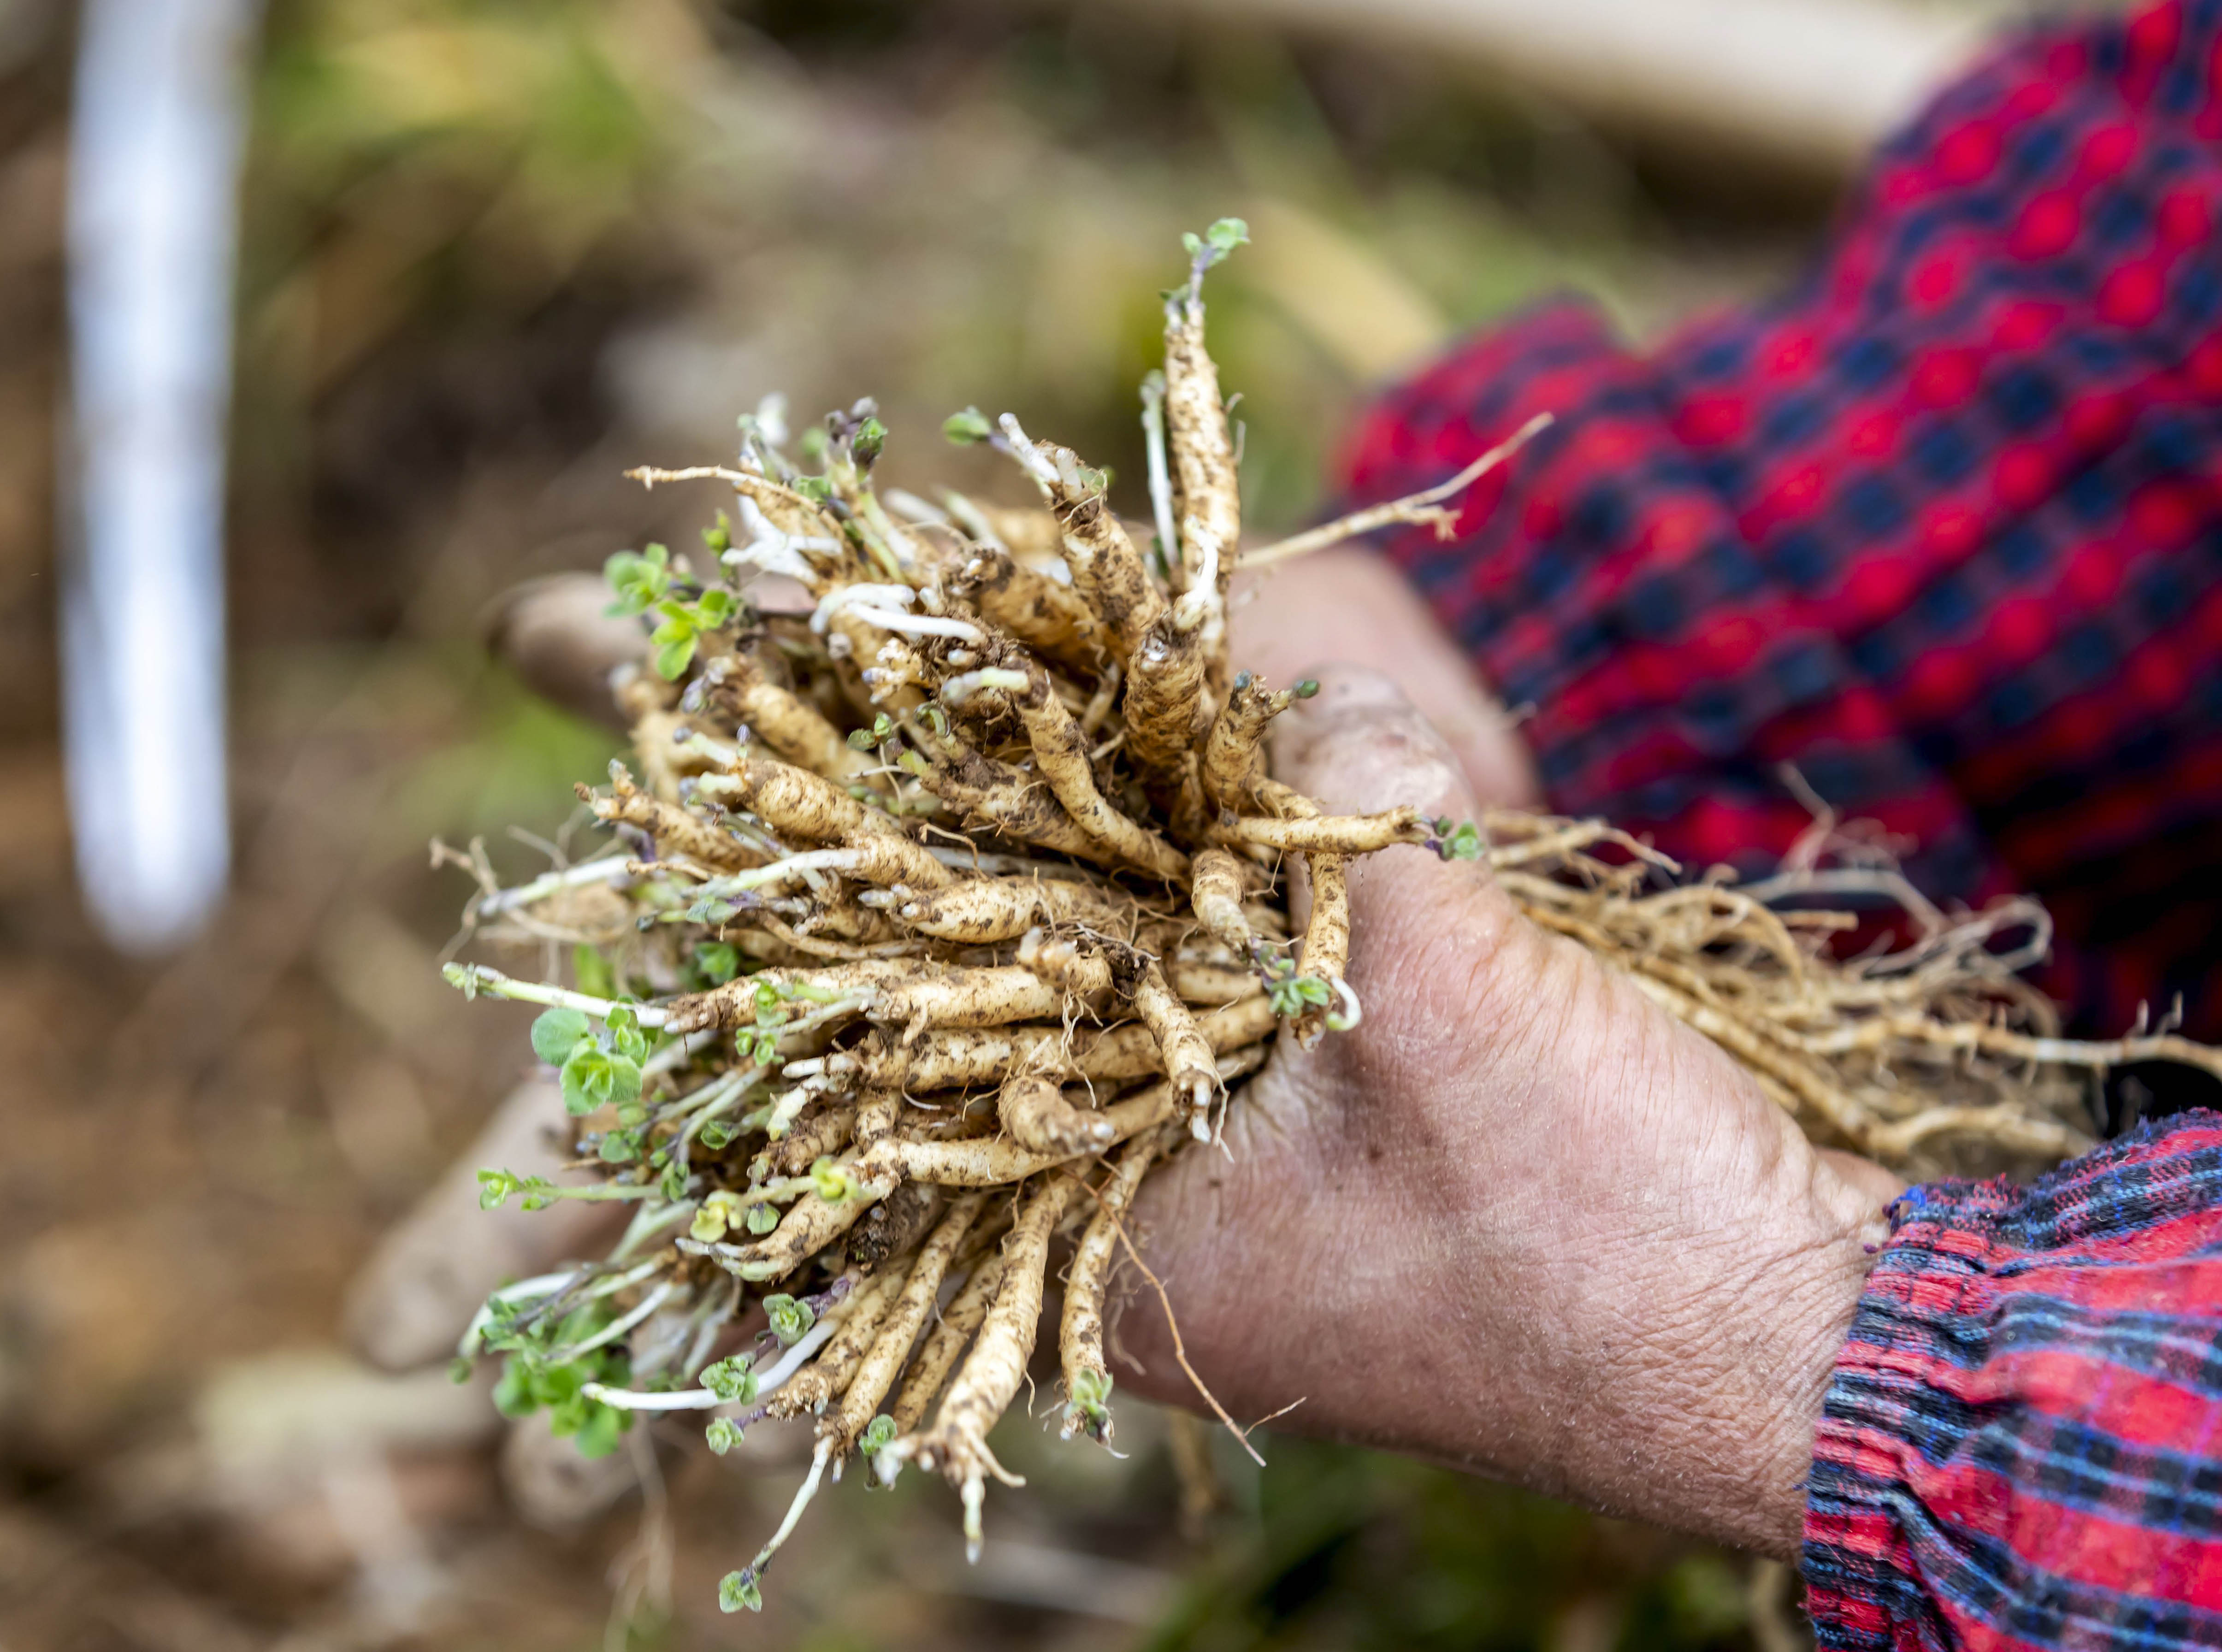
(1145, 1439, 1761, 1652)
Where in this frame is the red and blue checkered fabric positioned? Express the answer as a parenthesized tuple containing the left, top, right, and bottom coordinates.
(1806, 1112, 2222, 1650)
(1341, 0, 2222, 1051)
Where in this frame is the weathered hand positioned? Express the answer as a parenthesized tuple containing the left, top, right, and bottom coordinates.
(1114, 663, 1900, 1559)
(348, 549, 1895, 1556)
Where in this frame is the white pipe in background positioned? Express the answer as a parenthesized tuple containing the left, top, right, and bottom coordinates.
(63, 0, 263, 952)
(1135, 0, 1992, 175)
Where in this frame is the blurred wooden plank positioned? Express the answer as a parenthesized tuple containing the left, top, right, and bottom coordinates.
(1132, 0, 1995, 175)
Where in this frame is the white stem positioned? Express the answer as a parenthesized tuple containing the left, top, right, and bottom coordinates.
(591, 1299, 849, 1413)
(724, 849, 861, 891)
(442, 963, 671, 1028)
(1326, 976, 1363, 1032)
(478, 856, 636, 917)
(1141, 377, 1179, 572)
(456, 1270, 581, 1357)
(848, 606, 985, 643)
(751, 1440, 833, 1570)
(811, 583, 916, 635)
(995, 413, 1062, 490)
(939, 668, 1031, 706)
(612, 1200, 698, 1263)
(644, 1028, 721, 1078)
(751, 1314, 841, 1399)
(582, 1383, 725, 1412)
(939, 490, 1010, 555)
(555, 1280, 677, 1362)
(764, 1086, 812, 1138)
(881, 489, 949, 527)
(671, 727, 741, 766)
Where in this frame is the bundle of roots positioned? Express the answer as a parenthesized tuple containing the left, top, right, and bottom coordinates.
(440, 222, 2222, 1615)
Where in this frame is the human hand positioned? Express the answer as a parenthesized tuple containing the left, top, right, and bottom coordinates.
(1113, 663, 1901, 1559)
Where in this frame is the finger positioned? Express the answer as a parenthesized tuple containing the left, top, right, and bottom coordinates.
(481, 574, 644, 731)
(344, 1078, 628, 1371)
(1231, 549, 1543, 808)
(1269, 660, 1483, 824)
(499, 1410, 642, 1531)
(1115, 668, 1504, 1414)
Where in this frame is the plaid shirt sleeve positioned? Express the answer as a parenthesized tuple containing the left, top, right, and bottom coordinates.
(1805, 1110, 2222, 1650)
(1334, 2, 2222, 1641)
(1339, 0, 2222, 1051)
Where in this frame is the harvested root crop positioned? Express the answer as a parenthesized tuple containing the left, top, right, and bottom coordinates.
(439, 218, 2222, 1616)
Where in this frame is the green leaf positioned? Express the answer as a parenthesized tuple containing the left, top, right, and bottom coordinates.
(942, 406, 993, 445)
(573, 1399, 628, 1458)
(859, 1414, 896, 1453)
(597, 1129, 640, 1164)
(492, 1356, 535, 1419)
(697, 1121, 736, 1151)
(763, 1294, 815, 1347)
(810, 1156, 857, 1203)
(702, 510, 733, 555)
(719, 1571, 763, 1614)
(604, 544, 671, 615)
(559, 1045, 643, 1116)
(695, 587, 739, 627)
(695, 942, 740, 985)
(745, 1202, 779, 1236)
(702, 1355, 757, 1404)
(1206, 216, 1250, 254)
(651, 623, 697, 682)
(851, 414, 886, 467)
(530, 1007, 592, 1066)
(705, 1417, 744, 1455)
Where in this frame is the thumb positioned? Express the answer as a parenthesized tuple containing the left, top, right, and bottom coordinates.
(481, 574, 645, 732)
(1266, 666, 1535, 1043)
(1270, 664, 1481, 827)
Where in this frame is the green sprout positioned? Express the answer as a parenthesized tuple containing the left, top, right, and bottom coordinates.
(851, 414, 886, 469)
(846, 711, 896, 751)
(859, 1414, 897, 1453)
(603, 543, 671, 616)
(597, 1128, 642, 1164)
(648, 586, 741, 680)
(719, 1570, 763, 1614)
(810, 1156, 860, 1204)
(1064, 1367, 1114, 1439)
(762, 1294, 815, 1347)
(477, 1168, 557, 1210)
(531, 1007, 645, 1117)
(943, 406, 994, 445)
(1261, 957, 1335, 1019)
(702, 509, 733, 555)
(702, 1354, 758, 1404)
(1431, 817, 1485, 861)
(745, 1201, 780, 1236)
(694, 941, 740, 986)
(705, 1417, 745, 1456)
(1181, 216, 1249, 285)
(492, 1304, 635, 1459)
